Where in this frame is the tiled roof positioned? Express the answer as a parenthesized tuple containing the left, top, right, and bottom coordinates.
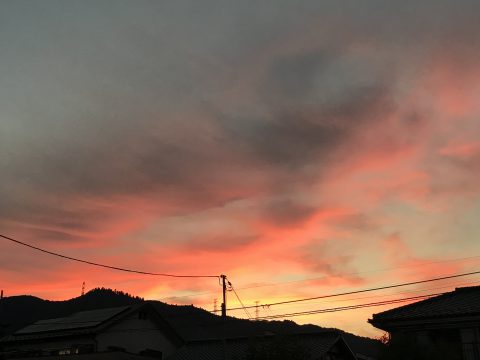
(1, 303, 184, 347)
(3, 350, 160, 360)
(166, 333, 345, 360)
(166, 340, 249, 360)
(14, 306, 130, 335)
(149, 302, 336, 342)
(0, 306, 133, 343)
(370, 286, 480, 323)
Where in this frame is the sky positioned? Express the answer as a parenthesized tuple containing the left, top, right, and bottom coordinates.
(1, 0, 480, 338)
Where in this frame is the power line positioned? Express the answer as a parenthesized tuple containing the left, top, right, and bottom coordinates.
(250, 278, 480, 308)
(227, 280, 252, 320)
(221, 269, 480, 312)
(234, 254, 480, 292)
(0, 234, 218, 279)
(255, 292, 443, 320)
(323, 278, 480, 304)
(265, 305, 275, 318)
(157, 254, 480, 302)
(213, 278, 480, 318)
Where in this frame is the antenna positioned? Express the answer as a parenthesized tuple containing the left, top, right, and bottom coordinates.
(81, 282, 85, 296)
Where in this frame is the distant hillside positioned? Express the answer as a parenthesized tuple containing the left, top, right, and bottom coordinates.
(0, 288, 143, 335)
(0, 288, 381, 358)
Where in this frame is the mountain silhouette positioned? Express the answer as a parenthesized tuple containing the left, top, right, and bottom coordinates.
(0, 288, 381, 358)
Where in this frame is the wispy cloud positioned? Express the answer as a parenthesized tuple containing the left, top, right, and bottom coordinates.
(1, 0, 480, 337)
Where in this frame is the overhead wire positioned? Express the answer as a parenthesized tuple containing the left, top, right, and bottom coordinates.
(265, 304, 275, 318)
(156, 254, 480, 302)
(221, 269, 480, 312)
(224, 278, 480, 320)
(250, 278, 480, 308)
(0, 233, 218, 279)
(4, 231, 480, 322)
(227, 279, 253, 320)
(256, 292, 444, 320)
(234, 254, 480, 292)
(323, 278, 480, 304)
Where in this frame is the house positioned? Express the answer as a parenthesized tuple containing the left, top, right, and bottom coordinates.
(0, 303, 183, 359)
(166, 331, 357, 360)
(1, 299, 368, 360)
(368, 286, 480, 359)
(149, 301, 363, 359)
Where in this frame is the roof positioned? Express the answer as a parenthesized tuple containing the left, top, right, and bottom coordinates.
(369, 286, 480, 328)
(166, 332, 354, 360)
(14, 306, 130, 335)
(149, 302, 338, 342)
(2, 350, 161, 360)
(1, 303, 183, 346)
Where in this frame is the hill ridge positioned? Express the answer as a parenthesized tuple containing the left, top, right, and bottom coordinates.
(0, 288, 381, 358)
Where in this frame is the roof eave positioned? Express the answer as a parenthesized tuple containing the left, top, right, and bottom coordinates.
(369, 313, 480, 333)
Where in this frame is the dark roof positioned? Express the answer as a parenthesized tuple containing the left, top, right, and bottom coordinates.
(166, 339, 249, 360)
(14, 306, 130, 335)
(150, 301, 382, 358)
(166, 333, 354, 360)
(1, 303, 183, 346)
(3, 350, 161, 360)
(149, 301, 338, 342)
(370, 286, 480, 326)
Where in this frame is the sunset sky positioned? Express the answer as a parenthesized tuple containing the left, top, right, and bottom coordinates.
(1, 0, 480, 338)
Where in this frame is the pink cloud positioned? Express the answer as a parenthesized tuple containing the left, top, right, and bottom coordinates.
(381, 233, 461, 282)
(439, 141, 480, 159)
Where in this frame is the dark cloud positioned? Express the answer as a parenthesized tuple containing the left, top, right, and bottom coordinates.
(331, 213, 378, 232)
(26, 228, 87, 244)
(298, 241, 364, 284)
(429, 149, 480, 198)
(222, 83, 393, 169)
(1, 0, 479, 248)
(265, 51, 331, 104)
(262, 199, 317, 227)
(0, 7, 398, 246)
(176, 233, 258, 253)
(0, 192, 111, 233)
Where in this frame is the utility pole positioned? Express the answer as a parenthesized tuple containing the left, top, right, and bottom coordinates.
(81, 282, 85, 296)
(221, 274, 227, 318)
(255, 301, 259, 320)
(219, 275, 228, 360)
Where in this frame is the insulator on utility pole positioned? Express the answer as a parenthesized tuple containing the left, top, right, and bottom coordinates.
(221, 274, 227, 318)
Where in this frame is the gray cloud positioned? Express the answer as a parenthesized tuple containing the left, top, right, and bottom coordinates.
(261, 198, 317, 227)
(2, 0, 480, 242)
(331, 213, 378, 233)
(176, 233, 258, 253)
(299, 241, 363, 284)
(221, 69, 393, 170)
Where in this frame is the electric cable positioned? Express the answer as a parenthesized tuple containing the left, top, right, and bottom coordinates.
(0, 233, 218, 279)
(221, 269, 480, 312)
(155, 255, 480, 302)
(234, 254, 480, 292)
(255, 292, 443, 320)
(227, 279, 253, 320)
